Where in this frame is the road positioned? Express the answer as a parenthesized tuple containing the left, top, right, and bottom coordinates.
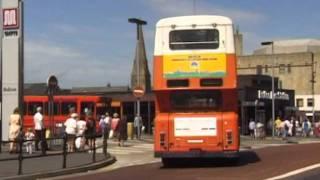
(59, 142, 320, 180)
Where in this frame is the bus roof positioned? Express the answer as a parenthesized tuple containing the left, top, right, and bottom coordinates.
(156, 15, 233, 27)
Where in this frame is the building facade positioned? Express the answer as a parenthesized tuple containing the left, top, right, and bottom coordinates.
(238, 39, 320, 121)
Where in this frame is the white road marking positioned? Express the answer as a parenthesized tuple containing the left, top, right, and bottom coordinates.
(265, 163, 320, 180)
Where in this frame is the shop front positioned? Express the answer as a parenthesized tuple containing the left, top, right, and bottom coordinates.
(239, 87, 295, 135)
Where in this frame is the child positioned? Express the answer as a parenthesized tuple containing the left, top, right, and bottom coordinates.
(25, 128, 35, 154)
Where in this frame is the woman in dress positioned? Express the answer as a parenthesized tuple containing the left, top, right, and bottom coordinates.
(116, 115, 128, 147)
(85, 115, 95, 150)
(9, 107, 21, 153)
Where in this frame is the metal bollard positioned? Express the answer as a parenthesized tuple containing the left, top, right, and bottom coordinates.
(103, 131, 107, 156)
(18, 134, 24, 175)
(62, 133, 67, 169)
(92, 134, 96, 163)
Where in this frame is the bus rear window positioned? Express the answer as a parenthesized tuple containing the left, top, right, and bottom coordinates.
(169, 29, 219, 50)
(170, 90, 222, 111)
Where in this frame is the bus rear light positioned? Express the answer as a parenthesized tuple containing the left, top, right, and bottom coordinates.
(226, 131, 233, 145)
(160, 132, 166, 146)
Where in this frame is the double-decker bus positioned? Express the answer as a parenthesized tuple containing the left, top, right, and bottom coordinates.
(23, 95, 111, 135)
(153, 15, 239, 165)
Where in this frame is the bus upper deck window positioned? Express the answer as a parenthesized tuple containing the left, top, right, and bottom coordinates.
(169, 29, 219, 50)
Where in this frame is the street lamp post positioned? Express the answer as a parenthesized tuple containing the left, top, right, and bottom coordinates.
(128, 18, 147, 139)
(261, 41, 275, 138)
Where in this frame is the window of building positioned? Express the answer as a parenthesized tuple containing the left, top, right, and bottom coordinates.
(256, 65, 262, 75)
(287, 64, 291, 73)
(307, 98, 314, 107)
(278, 80, 282, 89)
(279, 64, 286, 74)
(296, 99, 304, 107)
(169, 29, 219, 50)
(265, 65, 268, 73)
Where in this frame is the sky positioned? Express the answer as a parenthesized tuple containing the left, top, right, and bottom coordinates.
(20, 0, 320, 88)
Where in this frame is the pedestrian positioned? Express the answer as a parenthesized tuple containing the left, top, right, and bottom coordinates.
(76, 116, 87, 150)
(33, 106, 48, 152)
(303, 119, 310, 137)
(274, 116, 282, 137)
(134, 114, 143, 139)
(85, 114, 95, 150)
(25, 128, 35, 154)
(104, 112, 111, 139)
(111, 113, 120, 139)
(248, 119, 256, 138)
(9, 107, 21, 153)
(295, 119, 301, 136)
(99, 114, 106, 136)
(64, 113, 77, 152)
(291, 116, 296, 136)
(116, 115, 128, 147)
(256, 121, 264, 139)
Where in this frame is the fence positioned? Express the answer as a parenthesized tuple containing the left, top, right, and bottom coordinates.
(0, 131, 109, 176)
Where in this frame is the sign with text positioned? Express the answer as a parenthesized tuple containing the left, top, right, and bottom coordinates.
(3, 8, 19, 29)
(2, 0, 22, 141)
(258, 90, 289, 100)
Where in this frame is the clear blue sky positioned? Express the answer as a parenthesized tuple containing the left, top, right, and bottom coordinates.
(22, 0, 320, 88)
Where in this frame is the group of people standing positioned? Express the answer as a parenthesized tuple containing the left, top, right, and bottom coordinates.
(248, 116, 316, 140)
(248, 119, 265, 139)
(64, 112, 95, 152)
(98, 113, 144, 146)
(274, 116, 312, 138)
(99, 112, 128, 147)
(8, 105, 145, 154)
(8, 106, 47, 154)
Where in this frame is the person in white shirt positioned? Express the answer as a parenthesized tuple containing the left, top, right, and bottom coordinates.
(249, 119, 256, 138)
(64, 113, 77, 152)
(76, 117, 87, 150)
(33, 107, 47, 152)
(104, 112, 111, 139)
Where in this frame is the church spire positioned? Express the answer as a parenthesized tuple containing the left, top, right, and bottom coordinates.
(130, 20, 151, 92)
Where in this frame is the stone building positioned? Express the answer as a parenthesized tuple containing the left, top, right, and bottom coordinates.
(238, 39, 320, 120)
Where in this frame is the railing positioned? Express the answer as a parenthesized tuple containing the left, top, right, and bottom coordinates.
(0, 131, 109, 176)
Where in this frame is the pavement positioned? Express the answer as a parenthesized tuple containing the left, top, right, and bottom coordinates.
(0, 134, 319, 180)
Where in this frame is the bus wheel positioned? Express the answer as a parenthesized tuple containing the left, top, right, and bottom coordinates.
(161, 158, 172, 167)
(227, 157, 239, 165)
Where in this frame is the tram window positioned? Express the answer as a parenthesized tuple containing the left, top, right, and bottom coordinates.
(170, 90, 222, 111)
(81, 102, 95, 117)
(27, 102, 43, 115)
(44, 102, 60, 115)
(23, 103, 27, 115)
(61, 102, 77, 115)
(169, 29, 219, 50)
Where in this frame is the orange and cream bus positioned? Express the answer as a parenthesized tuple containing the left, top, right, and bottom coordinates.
(153, 15, 239, 165)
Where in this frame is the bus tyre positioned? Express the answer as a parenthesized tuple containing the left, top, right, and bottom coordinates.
(161, 158, 172, 167)
(228, 157, 239, 165)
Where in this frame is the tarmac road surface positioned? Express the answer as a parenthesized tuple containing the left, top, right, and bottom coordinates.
(62, 143, 320, 180)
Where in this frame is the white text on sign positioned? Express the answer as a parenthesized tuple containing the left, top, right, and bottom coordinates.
(3, 9, 18, 29)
